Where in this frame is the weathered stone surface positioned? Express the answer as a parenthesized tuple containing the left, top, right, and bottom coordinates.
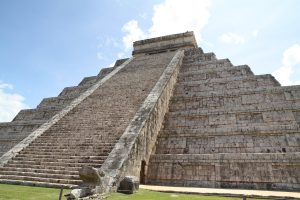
(117, 176, 139, 194)
(79, 166, 105, 186)
(67, 188, 92, 199)
(98, 50, 184, 193)
(0, 66, 117, 157)
(146, 46, 300, 191)
(133, 31, 197, 55)
(0, 31, 299, 192)
(0, 45, 177, 188)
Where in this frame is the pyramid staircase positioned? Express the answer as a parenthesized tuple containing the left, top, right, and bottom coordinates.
(146, 48, 300, 190)
(0, 63, 121, 157)
(0, 51, 177, 188)
(0, 32, 299, 191)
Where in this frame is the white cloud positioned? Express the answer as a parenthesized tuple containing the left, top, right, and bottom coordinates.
(0, 81, 29, 122)
(121, 0, 211, 51)
(219, 32, 246, 45)
(219, 29, 259, 45)
(122, 20, 146, 50)
(252, 29, 259, 37)
(272, 44, 300, 86)
(149, 0, 211, 39)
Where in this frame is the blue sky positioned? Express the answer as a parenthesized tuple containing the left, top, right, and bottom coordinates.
(0, 0, 300, 122)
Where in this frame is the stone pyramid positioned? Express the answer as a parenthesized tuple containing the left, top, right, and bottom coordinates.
(0, 32, 299, 192)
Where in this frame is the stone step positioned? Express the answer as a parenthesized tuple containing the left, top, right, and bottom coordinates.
(0, 120, 46, 126)
(0, 174, 82, 185)
(0, 122, 45, 138)
(146, 153, 300, 190)
(22, 146, 113, 152)
(0, 179, 77, 189)
(0, 166, 78, 176)
(37, 96, 73, 110)
(3, 163, 84, 172)
(149, 152, 300, 163)
(78, 76, 98, 87)
(29, 139, 116, 145)
(155, 132, 300, 154)
(161, 123, 299, 137)
(34, 135, 119, 141)
(183, 52, 217, 63)
(20, 150, 111, 157)
(171, 86, 300, 102)
(12, 107, 61, 121)
(97, 67, 115, 77)
(12, 109, 37, 121)
(18, 150, 109, 157)
(183, 48, 204, 56)
(170, 87, 295, 103)
(12, 156, 105, 164)
(58, 85, 90, 98)
(168, 100, 300, 115)
(176, 74, 280, 89)
(0, 170, 80, 180)
(155, 144, 300, 154)
(159, 126, 300, 137)
(7, 160, 103, 168)
(4, 162, 102, 170)
(164, 111, 298, 130)
(178, 65, 254, 82)
(181, 59, 233, 72)
(15, 154, 107, 161)
(27, 142, 116, 148)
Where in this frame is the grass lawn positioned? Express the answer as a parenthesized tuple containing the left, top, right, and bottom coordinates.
(0, 184, 269, 200)
(0, 184, 71, 200)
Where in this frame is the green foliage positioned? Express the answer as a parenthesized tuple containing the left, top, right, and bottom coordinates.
(0, 184, 71, 200)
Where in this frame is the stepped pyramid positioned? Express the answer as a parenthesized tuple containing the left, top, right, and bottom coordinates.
(0, 32, 299, 192)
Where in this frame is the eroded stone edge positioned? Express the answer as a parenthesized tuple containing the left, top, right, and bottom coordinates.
(98, 50, 185, 193)
(0, 57, 134, 167)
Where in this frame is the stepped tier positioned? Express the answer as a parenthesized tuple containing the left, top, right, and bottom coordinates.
(147, 153, 300, 190)
(146, 47, 300, 191)
(0, 51, 177, 188)
(0, 62, 123, 157)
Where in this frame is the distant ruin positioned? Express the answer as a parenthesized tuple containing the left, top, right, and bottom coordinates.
(0, 32, 299, 192)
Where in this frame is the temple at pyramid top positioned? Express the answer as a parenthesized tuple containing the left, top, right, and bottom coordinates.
(132, 31, 197, 55)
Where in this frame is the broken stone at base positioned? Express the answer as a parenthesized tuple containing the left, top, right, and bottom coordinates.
(79, 166, 105, 186)
(65, 188, 93, 200)
(117, 176, 140, 194)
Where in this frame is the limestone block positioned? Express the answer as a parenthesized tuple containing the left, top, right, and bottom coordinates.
(242, 94, 264, 105)
(117, 176, 139, 194)
(79, 166, 105, 186)
(209, 114, 235, 125)
(263, 111, 295, 122)
(236, 112, 263, 124)
(284, 90, 300, 100)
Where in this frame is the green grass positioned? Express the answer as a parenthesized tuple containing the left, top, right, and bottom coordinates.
(0, 184, 269, 200)
(106, 189, 268, 200)
(0, 184, 71, 200)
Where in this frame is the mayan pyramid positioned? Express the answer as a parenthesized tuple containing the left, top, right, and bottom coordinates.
(0, 32, 299, 192)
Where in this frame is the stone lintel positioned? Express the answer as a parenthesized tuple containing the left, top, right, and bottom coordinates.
(132, 31, 197, 55)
